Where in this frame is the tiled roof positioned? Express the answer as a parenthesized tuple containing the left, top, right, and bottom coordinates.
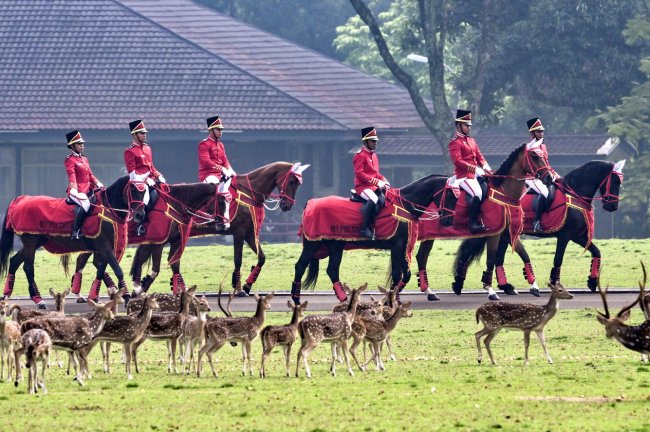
(357, 134, 617, 157)
(0, 0, 426, 131)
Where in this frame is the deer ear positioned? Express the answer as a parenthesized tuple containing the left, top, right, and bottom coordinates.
(88, 299, 97, 308)
(188, 285, 197, 293)
(596, 314, 608, 325)
(267, 292, 275, 299)
(402, 301, 412, 308)
(359, 283, 368, 292)
(378, 286, 388, 294)
(253, 293, 260, 301)
(301, 300, 309, 309)
(64, 288, 70, 297)
(620, 309, 632, 321)
(49, 288, 56, 297)
(287, 300, 293, 309)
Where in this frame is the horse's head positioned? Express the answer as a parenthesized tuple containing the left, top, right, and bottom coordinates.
(276, 162, 310, 211)
(600, 160, 625, 212)
(125, 181, 148, 224)
(523, 140, 554, 184)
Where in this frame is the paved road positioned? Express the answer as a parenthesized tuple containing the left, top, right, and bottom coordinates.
(7, 288, 643, 314)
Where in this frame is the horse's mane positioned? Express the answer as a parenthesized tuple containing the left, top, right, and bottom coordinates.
(491, 143, 527, 187)
(245, 161, 292, 176)
(167, 182, 213, 204)
(104, 176, 129, 201)
(562, 160, 613, 189)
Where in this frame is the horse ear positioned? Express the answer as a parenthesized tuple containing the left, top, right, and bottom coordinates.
(290, 162, 301, 173)
(295, 163, 310, 175)
(613, 160, 626, 174)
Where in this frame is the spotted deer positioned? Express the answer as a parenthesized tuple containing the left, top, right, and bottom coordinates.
(350, 301, 412, 371)
(180, 294, 211, 374)
(127, 289, 202, 316)
(0, 300, 20, 381)
(597, 264, 650, 361)
(259, 300, 309, 378)
(131, 286, 197, 374)
(197, 293, 274, 378)
(295, 283, 366, 378)
(14, 329, 51, 394)
(20, 299, 116, 385)
(9, 288, 69, 324)
(475, 282, 573, 365)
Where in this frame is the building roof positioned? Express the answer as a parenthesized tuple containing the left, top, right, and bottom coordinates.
(0, 0, 426, 131)
(356, 134, 620, 157)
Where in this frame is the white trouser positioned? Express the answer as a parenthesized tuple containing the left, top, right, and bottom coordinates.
(129, 170, 152, 205)
(360, 189, 378, 204)
(459, 177, 483, 200)
(204, 175, 232, 225)
(526, 178, 549, 198)
(69, 193, 90, 212)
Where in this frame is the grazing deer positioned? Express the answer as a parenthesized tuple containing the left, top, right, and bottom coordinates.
(295, 283, 366, 378)
(127, 290, 202, 316)
(197, 292, 274, 378)
(475, 282, 573, 365)
(180, 294, 211, 374)
(597, 263, 650, 361)
(83, 295, 159, 379)
(9, 288, 69, 324)
(259, 300, 309, 378)
(131, 286, 197, 374)
(20, 299, 116, 385)
(14, 329, 51, 394)
(0, 300, 20, 381)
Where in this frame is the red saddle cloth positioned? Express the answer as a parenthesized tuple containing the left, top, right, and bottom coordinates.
(5, 195, 127, 259)
(521, 188, 594, 244)
(418, 188, 523, 245)
(298, 195, 418, 261)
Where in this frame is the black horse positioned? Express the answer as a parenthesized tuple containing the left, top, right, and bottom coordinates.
(0, 176, 145, 306)
(450, 160, 624, 296)
(290, 174, 457, 305)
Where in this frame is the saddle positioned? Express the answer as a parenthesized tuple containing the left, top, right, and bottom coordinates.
(350, 189, 386, 212)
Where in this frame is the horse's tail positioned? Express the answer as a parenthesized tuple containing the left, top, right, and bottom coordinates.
(303, 259, 319, 290)
(0, 213, 15, 278)
(59, 255, 70, 278)
(453, 237, 487, 271)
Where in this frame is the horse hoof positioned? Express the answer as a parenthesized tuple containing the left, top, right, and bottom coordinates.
(587, 276, 598, 292)
(236, 291, 249, 298)
(427, 293, 440, 301)
(529, 287, 540, 297)
(452, 282, 463, 296)
(488, 293, 500, 301)
(499, 284, 518, 295)
(76, 297, 87, 304)
(36, 303, 47, 310)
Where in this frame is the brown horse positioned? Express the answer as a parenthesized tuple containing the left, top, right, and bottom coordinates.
(414, 143, 553, 301)
(0, 176, 145, 307)
(71, 182, 219, 301)
(93, 161, 308, 297)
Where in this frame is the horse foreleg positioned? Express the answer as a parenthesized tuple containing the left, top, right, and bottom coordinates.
(326, 242, 346, 302)
(232, 234, 245, 294)
(22, 244, 44, 306)
(242, 232, 265, 296)
(131, 245, 153, 295)
(102, 249, 128, 304)
(292, 240, 319, 305)
(514, 239, 539, 296)
(168, 241, 186, 295)
(483, 235, 500, 301)
(495, 231, 518, 296)
(550, 236, 570, 288)
(88, 261, 108, 302)
(3, 249, 25, 299)
(574, 236, 601, 292)
(415, 240, 439, 301)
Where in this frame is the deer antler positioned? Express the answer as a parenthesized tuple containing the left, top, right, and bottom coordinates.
(217, 281, 232, 318)
(596, 276, 610, 319)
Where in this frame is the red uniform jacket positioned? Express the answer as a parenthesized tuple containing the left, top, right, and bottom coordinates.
(124, 142, 161, 179)
(536, 142, 559, 179)
(65, 153, 99, 194)
(197, 136, 231, 181)
(448, 132, 488, 179)
(353, 146, 387, 194)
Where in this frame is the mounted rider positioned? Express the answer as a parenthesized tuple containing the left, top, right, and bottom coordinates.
(65, 130, 104, 240)
(124, 119, 166, 236)
(448, 109, 492, 233)
(353, 127, 390, 239)
(524, 117, 560, 232)
(198, 115, 235, 231)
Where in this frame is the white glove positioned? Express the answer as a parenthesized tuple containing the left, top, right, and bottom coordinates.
(384, 182, 391, 189)
(158, 175, 166, 184)
(475, 167, 486, 176)
(223, 168, 235, 178)
(95, 181, 104, 189)
(77, 192, 88, 200)
(483, 164, 492, 172)
(146, 177, 156, 187)
(377, 180, 386, 188)
(70, 188, 78, 197)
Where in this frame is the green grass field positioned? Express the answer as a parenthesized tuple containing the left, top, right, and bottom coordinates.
(2, 238, 650, 431)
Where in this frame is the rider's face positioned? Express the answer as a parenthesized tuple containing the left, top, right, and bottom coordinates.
(72, 142, 84, 154)
(211, 128, 223, 139)
(134, 132, 147, 144)
(531, 130, 544, 140)
(456, 122, 471, 136)
(364, 138, 378, 151)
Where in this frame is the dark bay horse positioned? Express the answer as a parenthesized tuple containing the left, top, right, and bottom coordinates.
(414, 143, 553, 301)
(290, 174, 455, 305)
(451, 160, 624, 296)
(72, 182, 218, 300)
(123, 161, 309, 296)
(0, 176, 144, 306)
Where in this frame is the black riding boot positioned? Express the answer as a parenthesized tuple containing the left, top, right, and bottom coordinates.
(70, 206, 88, 240)
(468, 196, 486, 233)
(359, 199, 376, 239)
(137, 188, 158, 236)
(532, 194, 547, 233)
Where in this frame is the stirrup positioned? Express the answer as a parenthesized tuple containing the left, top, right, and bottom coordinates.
(136, 225, 146, 236)
(469, 222, 487, 233)
(533, 220, 543, 233)
(70, 229, 82, 240)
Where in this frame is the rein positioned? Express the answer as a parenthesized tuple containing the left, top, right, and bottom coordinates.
(238, 169, 299, 210)
(152, 183, 218, 224)
(556, 168, 622, 207)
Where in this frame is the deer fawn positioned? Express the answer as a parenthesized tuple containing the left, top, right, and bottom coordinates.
(14, 329, 51, 394)
(9, 288, 69, 324)
(20, 299, 116, 385)
(259, 300, 309, 378)
(597, 263, 650, 361)
(0, 300, 20, 381)
(350, 301, 412, 371)
(475, 282, 573, 365)
(131, 286, 197, 374)
(83, 295, 159, 379)
(296, 283, 366, 378)
(197, 292, 274, 378)
(180, 294, 211, 374)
